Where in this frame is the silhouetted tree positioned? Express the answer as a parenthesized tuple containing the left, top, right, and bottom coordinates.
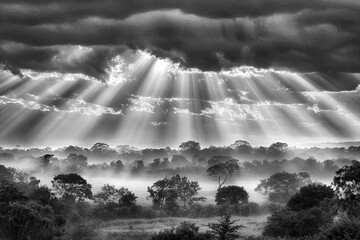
(110, 160, 124, 173)
(52, 173, 92, 203)
(179, 141, 201, 152)
(287, 183, 334, 211)
(215, 186, 249, 205)
(323, 159, 339, 173)
(147, 175, 204, 213)
(207, 160, 240, 188)
(208, 212, 244, 240)
(255, 171, 311, 203)
(171, 155, 190, 168)
(94, 184, 137, 207)
(38, 154, 54, 169)
(149, 158, 162, 170)
(66, 154, 88, 172)
(230, 140, 253, 155)
(263, 207, 332, 238)
(267, 142, 289, 158)
(207, 156, 233, 167)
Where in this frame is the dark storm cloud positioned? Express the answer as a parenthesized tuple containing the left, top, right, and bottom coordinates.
(1, 0, 359, 24)
(0, 0, 360, 77)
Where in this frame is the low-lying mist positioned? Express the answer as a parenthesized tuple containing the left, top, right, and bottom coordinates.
(1, 140, 357, 207)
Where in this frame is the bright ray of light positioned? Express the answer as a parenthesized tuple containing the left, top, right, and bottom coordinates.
(1, 50, 360, 148)
(114, 55, 170, 146)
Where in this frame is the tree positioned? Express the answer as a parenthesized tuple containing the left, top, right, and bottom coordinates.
(323, 160, 339, 173)
(66, 154, 88, 172)
(0, 164, 14, 182)
(207, 156, 233, 167)
(208, 212, 244, 240)
(316, 217, 360, 240)
(267, 142, 289, 157)
(171, 155, 190, 168)
(38, 154, 54, 169)
(287, 183, 334, 211)
(0, 201, 66, 240)
(215, 186, 249, 205)
(0, 181, 27, 202)
(52, 173, 92, 203)
(255, 171, 311, 203)
(179, 141, 201, 152)
(149, 158, 162, 170)
(94, 184, 137, 207)
(263, 207, 332, 238)
(230, 140, 253, 155)
(207, 160, 240, 189)
(333, 160, 360, 216)
(131, 160, 144, 174)
(119, 188, 138, 207)
(0, 176, 65, 240)
(147, 175, 204, 213)
(110, 160, 124, 173)
(90, 142, 114, 157)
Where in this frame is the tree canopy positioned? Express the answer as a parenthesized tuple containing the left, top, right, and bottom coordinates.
(333, 160, 360, 216)
(287, 183, 334, 211)
(207, 159, 240, 188)
(255, 171, 312, 203)
(52, 173, 92, 202)
(147, 174, 204, 214)
(215, 186, 249, 205)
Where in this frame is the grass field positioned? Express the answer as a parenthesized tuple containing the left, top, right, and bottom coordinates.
(98, 215, 269, 237)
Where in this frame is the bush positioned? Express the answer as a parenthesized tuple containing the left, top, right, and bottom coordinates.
(0, 200, 65, 240)
(64, 223, 99, 240)
(263, 207, 333, 238)
(181, 204, 220, 218)
(152, 222, 214, 240)
(237, 202, 261, 216)
(103, 231, 152, 240)
(316, 217, 360, 240)
(287, 184, 334, 211)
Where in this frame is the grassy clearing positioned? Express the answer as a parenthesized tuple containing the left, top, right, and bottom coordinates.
(98, 215, 268, 237)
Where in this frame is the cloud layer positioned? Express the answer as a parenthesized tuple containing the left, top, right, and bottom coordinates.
(1, 0, 360, 78)
(1, 53, 360, 147)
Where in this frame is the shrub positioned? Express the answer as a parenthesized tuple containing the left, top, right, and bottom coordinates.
(237, 202, 261, 216)
(103, 231, 152, 240)
(287, 184, 334, 211)
(152, 222, 213, 240)
(263, 207, 333, 238)
(65, 223, 99, 240)
(315, 217, 360, 240)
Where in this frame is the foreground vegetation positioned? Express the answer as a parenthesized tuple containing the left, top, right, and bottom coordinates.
(1, 140, 360, 239)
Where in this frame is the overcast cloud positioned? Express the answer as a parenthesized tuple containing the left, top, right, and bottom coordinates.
(1, 0, 360, 78)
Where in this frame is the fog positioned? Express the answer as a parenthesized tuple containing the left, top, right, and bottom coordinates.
(2, 156, 335, 205)
(0, 141, 355, 207)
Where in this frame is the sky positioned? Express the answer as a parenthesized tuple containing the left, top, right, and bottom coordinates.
(0, 0, 360, 148)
